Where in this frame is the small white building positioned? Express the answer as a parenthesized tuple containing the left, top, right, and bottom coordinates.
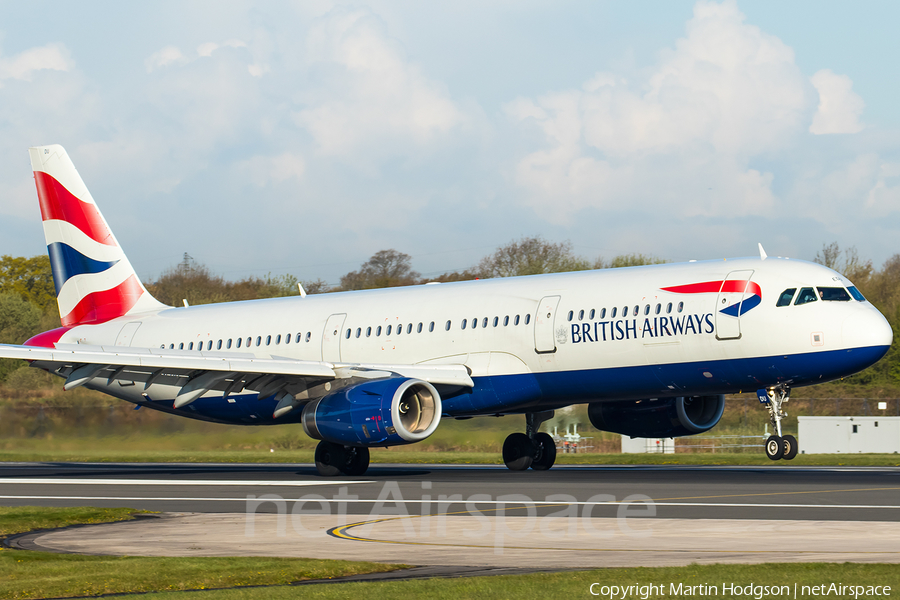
(797, 416, 900, 454)
(621, 436, 675, 454)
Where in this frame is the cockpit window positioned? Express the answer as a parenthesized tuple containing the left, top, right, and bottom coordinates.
(776, 288, 796, 307)
(817, 287, 851, 302)
(794, 287, 818, 305)
(848, 286, 866, 302)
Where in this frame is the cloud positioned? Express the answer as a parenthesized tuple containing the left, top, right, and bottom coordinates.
(809, 69, 865, 134)
(292, 7, 467, 162)
(239, 152, 306, 186)
(505, 0, 811, 221)
(0, 43, 72, 81)
(144, 46, 188, 72)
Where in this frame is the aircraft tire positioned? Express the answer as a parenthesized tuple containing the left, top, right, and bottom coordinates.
(765, 435, 785, 461)
(342, 446, 370, 476)
(503, 432, 535, 471)
(782, 435, 798, 460)
(530, 432, 557, 471)
(315, 441, 346, 477)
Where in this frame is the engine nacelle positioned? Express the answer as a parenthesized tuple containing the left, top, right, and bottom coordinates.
(301, 378, 442, 447)
(587, 395, 725, 438)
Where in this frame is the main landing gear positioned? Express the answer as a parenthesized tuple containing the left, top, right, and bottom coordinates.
(758, 386, 798, 461)
(314, 441, 370, 476)
(502, 410, 557, 471)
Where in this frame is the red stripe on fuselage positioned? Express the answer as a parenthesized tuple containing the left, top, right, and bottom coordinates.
(60, 275, 144, 326)
(34, 171, 116, 246)
(662, 280, 762, 297)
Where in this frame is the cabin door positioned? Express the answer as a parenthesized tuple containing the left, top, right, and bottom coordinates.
(115, 322, 142, 346)
(715, 270, 755, 340)
(322, 313, 347, 362)
(534, 296, 561, 354)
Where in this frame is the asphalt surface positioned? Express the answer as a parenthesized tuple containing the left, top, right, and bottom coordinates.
(2, 461, 899, 521)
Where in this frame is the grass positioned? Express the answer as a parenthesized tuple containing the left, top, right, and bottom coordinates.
(86, 563, 900, 600)
(0, 507, 401, 600)
(1, 447, 899, 466)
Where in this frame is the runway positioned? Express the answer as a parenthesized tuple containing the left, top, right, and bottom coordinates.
(3, 462, 900, 568)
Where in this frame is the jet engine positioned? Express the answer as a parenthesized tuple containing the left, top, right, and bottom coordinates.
(587, 395, 725, 438)
(302, 378, 441, 447)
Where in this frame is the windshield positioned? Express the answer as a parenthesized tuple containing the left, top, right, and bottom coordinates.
(817, 287, 851, 302)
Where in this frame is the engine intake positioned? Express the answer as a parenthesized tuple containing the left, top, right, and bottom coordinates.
(302, 378, 441, 447)
(587, 395, 725, 438)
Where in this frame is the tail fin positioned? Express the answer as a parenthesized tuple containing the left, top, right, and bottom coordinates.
(29, 144, 167, 326)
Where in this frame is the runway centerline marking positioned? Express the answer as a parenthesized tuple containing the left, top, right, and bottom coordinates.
(652, 486, 900, 502)
(0, 479, 374, 487)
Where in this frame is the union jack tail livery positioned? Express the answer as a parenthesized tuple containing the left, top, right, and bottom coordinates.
(29, 145, 166, 326)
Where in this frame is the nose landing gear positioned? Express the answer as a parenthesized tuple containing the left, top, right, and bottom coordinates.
(758, 386, 798, 461)
(502, 410, 557, 471)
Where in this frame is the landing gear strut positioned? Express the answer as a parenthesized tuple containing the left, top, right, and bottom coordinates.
(502, 410, 556, 471)
(758, 386, 798, 461)
(314, 441, 370, 476)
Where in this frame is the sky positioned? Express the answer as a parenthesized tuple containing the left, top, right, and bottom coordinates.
(1, 0, 898, 286)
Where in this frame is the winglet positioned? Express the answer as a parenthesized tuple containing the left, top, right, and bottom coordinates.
(758, 243, 767, 260)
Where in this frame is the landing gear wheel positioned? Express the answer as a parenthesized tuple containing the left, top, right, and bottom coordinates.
(343, 447, 370, 476)
(314, 441, 346, 477)
(502, 432, 535, 471)
(765, 435, 785, 461)
(530, 432, 557, 471)
(782, 434, 798, 460)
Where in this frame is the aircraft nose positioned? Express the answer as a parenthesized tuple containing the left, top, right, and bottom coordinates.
(841, 306, 893, 353)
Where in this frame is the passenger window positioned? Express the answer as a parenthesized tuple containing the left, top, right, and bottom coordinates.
(296, 333, 302, 343)
(567, 310, 573, 322)
(794, 287, 818, 305)
(848, 286, 866, 302)
(818, 287, 852, 302)
(366, 327, 372, 337)
(236, 338, 241, 348)
(168, 343, 173, 349)
(578, 309, 584, 321)
(345, 329, 351, 339)
(276, 334, 281, 344)
(305, 332, 310, 342)
(189, 342, 194, 350)
(179, 342, 184, 350)
(205, 341, 211, 351)
(525, 314, 531, 325)
(429, 321, 435, 332)
(387, 325, 392, 335)
(407, 323, 413, 334)
(493, 317, 498, 327)
(247, 337, 252, 347)
(589, 309, 595, 320)
(356, 327, 362, 338)
(482, 317, 488, 328)
(217, 340, 223, 350)
(461, 318, 467, 330)
(417, 323, 423, 333)
(228, 339, 233, 349)
(472, 318, 478, 329)
(644, 305, 650, 316)
(611, 307, 617, 318)
(266, 335, 271, 346)
(514, 315, 520, 325)
(396, 324, 401, 335)
(677, 302, 684, 313)
(655, 304, 661, 315)
(599, 308, 606, 319)
(376, 326, 382, 336)
(256, 336, 262, 346)
(776, 288, 796, 307)
(285, 333, 291, 345)
(445, 320, 451, 330)
(503, 316, 509, 326)
(633, 305, 639, 316)
(666, 303, 672, 314)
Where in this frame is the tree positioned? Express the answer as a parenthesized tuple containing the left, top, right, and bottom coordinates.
(595, 253, 666, 269)
(0, 255, 56, 313)
(0, 292, 42, 382)
(814, 242, 873, 284)
(476, 237, 590, 278)
(340, 250, 421, 290)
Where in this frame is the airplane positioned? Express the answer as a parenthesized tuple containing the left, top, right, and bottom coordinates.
(0, 145, 892, 476)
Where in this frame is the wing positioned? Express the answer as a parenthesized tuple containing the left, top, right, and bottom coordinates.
(0, 343, 474, 415)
